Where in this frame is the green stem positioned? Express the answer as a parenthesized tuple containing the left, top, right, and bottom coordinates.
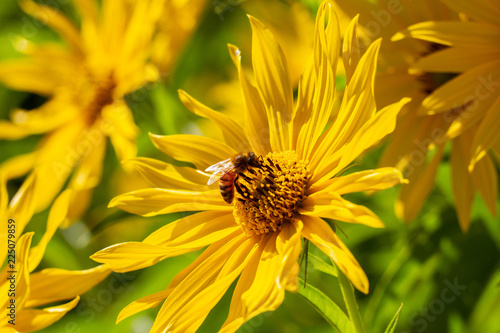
(337, 265, 365, 333)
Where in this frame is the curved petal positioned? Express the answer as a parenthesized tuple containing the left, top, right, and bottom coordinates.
(413, 47, 498, 73)
(150, 233, 253, 333)
(471, 153, 498, 218)
(26, 265, 110, 308)
(470, 95, 500, 169)
(295, 2, 340, 160)
(221, 221, 302, 332)
(310, 38, 382, 172)
(119, 231, 246, 323)
(8, 172, 37, 236)
(342, 15, 360, 85)
(396, 144, 445, 223)
(15, 296, 79, 332)
(392, 21, 500, 48)
(91, 241, 201, 273)
(1, 232, 33, 318)
(144, 211, 237, 246)
(20, 0, 82, 52)
(301, 192, 384, 228)
(108, 188, 230, 216)
(451, 134, 475, 232)
(117, 289, 171, 324)
(0, 152, 36, 180)
(93, 212, 240, 272)
(28, 190, 72, 271)
(124, 157, 209, 190)
(441, 0, 500, 26)
(418, 59, 500, 115)
(178, 90, 251, 152)
(301, 214, 368, 294)
(249, 15, 294, 152)
(309, 167, 406, 195)
(313, 97, 410, 183)
(150, 133, 236, 170)
(228, 44, 271, 154)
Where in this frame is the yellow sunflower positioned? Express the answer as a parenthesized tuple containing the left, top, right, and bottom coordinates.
(333, 0, 497, 231)
(151, 0, 208, 73)
(92, 2, 409, 332)
(0, 0, 164, 222)
(0, 173, 110, 332)
(389, 0, 500, 230)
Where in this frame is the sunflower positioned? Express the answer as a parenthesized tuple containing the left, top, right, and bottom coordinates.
(388, 0, 500, 230)
(151, 0, 208, 74)
(0, 173, 110, 332)
(0, 0, 164, 222)
(332, 0, 495, 231)
(92, 2, 409, 331)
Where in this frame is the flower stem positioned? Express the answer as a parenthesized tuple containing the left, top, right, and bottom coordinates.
(337, 265, 365, 333)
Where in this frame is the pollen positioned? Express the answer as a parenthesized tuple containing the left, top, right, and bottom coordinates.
(233, 150, 309, 237)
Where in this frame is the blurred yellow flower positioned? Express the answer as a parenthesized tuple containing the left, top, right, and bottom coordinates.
(0, 0, 164, 223)
(390, 0, 500, 231)
(92, 2, 409, 331)
(333, 0, 497, 231)
(152, 0, 208, 73)
(0, 174, 110, 332)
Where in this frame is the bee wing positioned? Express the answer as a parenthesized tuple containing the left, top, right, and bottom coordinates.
(205, 159, 233, 185)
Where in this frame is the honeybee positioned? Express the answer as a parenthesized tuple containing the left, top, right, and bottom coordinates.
(205, 152, 261, 204)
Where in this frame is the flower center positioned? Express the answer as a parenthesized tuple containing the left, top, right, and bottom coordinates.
(233, 151, 309, 237)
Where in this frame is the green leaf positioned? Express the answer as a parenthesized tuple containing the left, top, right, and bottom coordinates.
(308, 252, 338, 277)
(298, 278, 353, 333)
(384, 303, 403, 333)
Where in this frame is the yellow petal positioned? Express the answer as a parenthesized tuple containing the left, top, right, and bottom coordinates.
(228, 44, 271, 154)
(413, 47, 498, 73)
(26, 265, 110, 308)
(8, 172, 36, 236)
(1, 232, 33, 315)
(419, 59, 500, 115)
(15, 296, 79, 332)
(310, 167, 406, 195)
(93, 213, 240, 272)
(301, 214, 368, 294)
(441, 0, 500, 27)
(301, 192, 384, 228)
(470, 95, 500, 170)
(32, 119, 88, 212)
(342, 15, 360, 84)
(392, 21, 500, 48)
(178, 90, 251, 152)
(313, 97, 410, 183)
(150, 133, 236, 170)
(124, 157, 209, 189)
(20, 0, 82, 52)
(311, 38, 382, 172)
(91, 241, 200, 273)
(451, 135, 475, 232)
(150, 233, 252, 333)
(73, 0, 99, 23)
(471, 153, 498, 218)
(144, 211, 237, 247)
(117, 289, 171, 324)
(0, 61, 63, 96)
(118, 230, 246, 323)
(109, 188, 230, 216)
(248, 15, 294, 151)
(397, 145, 445, 222)
(28, 190, 72, 271)
(295, 2, 340, 160)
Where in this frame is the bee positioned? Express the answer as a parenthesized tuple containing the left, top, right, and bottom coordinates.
(205, 152, 261, 204)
